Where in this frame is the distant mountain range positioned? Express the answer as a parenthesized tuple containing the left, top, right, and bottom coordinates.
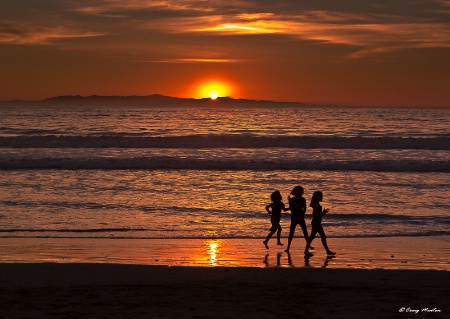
(0, 94, 305, 107)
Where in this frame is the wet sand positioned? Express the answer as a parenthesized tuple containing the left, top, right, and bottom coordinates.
(1, 236, 449, 270)
(0, 236, 449, 318)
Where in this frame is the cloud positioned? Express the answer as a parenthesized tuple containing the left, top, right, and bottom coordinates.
(0, 23, 106, 45)
(129, 58, 243, 63)
(3, 0, 450, 57)
(141, 9, 450, 57)
(75, 0, 215, 16)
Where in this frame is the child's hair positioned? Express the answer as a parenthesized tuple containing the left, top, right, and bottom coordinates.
(290, 185, 304, 196)
(270, 190, 282, 202)
(310, 191, 323, 207)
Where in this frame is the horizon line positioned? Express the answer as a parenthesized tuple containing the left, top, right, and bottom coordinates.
(0, 94, 448, 108)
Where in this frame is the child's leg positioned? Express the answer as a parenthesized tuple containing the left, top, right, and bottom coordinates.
(285, 223, 296, 252)
(317, 226, 335, 255)
(304, 227, 317, 255)
(276, 225, 283, 245)
(263, 230, 275, 249)
(299, 219, 308, 240)
(299, 219, 313, 249)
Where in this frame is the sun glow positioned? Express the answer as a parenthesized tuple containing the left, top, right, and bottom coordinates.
(194, 80, 233, 99)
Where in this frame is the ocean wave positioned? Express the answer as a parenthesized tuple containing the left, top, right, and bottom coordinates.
(0, 128, 65, 136)
(0, 228, 148, 233)
(0, 200, 224, 215)
(0, 230, 448, 239)
(1, 135, 449, 150)
(1, 156, 448, 172)
(325, 213, 445, 221)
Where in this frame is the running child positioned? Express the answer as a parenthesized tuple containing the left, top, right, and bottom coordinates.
(304, 191, 336, 256)
(263, 190, 287, 249)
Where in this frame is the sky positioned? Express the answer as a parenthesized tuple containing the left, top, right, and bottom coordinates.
(1, 0, 450, 106)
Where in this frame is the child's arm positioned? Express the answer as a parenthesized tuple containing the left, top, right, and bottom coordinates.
(301, 199, 307, 213)
(286, 197, 291, 211)
(320, 207, 329, 216)
(312, 205, 328, 217)
(265, 204, 272, 214)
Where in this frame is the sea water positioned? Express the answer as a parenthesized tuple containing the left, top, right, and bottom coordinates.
(1, 105, 449, 240)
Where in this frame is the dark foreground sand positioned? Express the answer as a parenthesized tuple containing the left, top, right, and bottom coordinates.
(0, 263, 448, 319)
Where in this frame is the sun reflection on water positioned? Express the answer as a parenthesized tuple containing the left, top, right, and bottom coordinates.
(206, 240, 220, 266)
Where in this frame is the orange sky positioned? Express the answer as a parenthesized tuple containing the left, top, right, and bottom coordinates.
(1, 0, 450, 106)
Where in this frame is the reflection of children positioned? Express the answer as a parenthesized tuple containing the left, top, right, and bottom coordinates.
(304, 191, 335, 256)
(285, 185, 310, 253)
(263, 190, 287, 249)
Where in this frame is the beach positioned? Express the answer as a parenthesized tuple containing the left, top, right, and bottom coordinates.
(0, 263, 448, 319)
(1, 236, 449, 318)
(2, 0, 450, 317)
(1, 105, 449, 318)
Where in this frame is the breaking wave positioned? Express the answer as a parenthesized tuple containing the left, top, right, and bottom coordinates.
(1, 134, 449, 150)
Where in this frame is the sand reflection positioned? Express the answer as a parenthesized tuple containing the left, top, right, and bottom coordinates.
(1, 237, 447, 270)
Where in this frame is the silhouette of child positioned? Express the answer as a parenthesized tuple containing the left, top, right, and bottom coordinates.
(284, 186, 311, 253)
(304, 191, 336, 256)
(263, 190, 287, 249)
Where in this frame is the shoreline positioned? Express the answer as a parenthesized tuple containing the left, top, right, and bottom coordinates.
(1, 235, 449, 270)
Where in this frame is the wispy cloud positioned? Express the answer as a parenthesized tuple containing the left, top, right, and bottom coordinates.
(3, 0, 450, 58)
(130, 58, 243, 63)
(144, 9, 450, 57)
(75, 0, 215, 16)
(0, 23, 106, 45)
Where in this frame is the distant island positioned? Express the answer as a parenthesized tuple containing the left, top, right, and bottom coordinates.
(0, 94, 305, 107)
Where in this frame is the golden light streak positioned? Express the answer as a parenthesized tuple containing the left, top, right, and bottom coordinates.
(207, 240, 220, 266)
(135, 58, 240, 63)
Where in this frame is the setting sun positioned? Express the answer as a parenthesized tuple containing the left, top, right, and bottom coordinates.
(194, 80, 233, 99)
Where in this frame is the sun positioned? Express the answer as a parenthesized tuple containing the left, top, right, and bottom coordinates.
(194, 80, 233, 99)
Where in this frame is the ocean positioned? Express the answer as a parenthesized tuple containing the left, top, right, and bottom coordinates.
(1, 104, 449, 240)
